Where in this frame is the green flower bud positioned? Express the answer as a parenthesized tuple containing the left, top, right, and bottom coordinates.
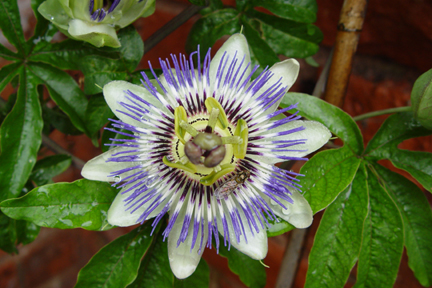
(411, 68, 432, 130)
(38, 0, 155, 47)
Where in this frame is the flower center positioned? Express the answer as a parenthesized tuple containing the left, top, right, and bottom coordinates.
(92, 0, 116, 12)
(163, 97, 248, 186)
(89, 0, 120, 21)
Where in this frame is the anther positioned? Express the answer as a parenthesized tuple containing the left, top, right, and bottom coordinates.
(222, 136, 243, 144)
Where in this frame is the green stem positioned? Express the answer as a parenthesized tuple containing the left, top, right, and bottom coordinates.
(144, 3, 207, 54)
(353, 106, 411, 122)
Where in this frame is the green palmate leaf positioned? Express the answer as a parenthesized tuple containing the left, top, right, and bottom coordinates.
(85, 94, 115, 145)
(305, 56, 319, 67)
(354, 165, 404, 288)
(0, 69, 42, 201)
(0, 0, 26, 55)
(411, 68, 432, 129)
(281, 92, 364, 154)
(373, 164, 432, 287)
(16, 220, 40, 245)
(363, 112, 432, 191)
(199, 0, 224, 16)
(364, 112, 432, 156)
(185, 8, 241, 55)
(188, 0, 206, 5)
(128, 234, 174, 288)
(30, 154, 72, 186)
(219, 242, 266, 288)
(251, 0, 318, 23)
(75, 223, 158, 288)
(246, 11, 322, 59)
(0, 62, 23, 93)
(388, 150, 432, 193)
(1, 91, 16, 114)
(305, 165, 368, 288)
(266, 215, 294, 237)
(116, 26, 144, 72)
(300, 146, 361, 213)
(0, 179, 118, 231)
(0, 212, 17, 253)
(0, 43, 18, 60)
(241, 18, 280, 73)
(174, 260, 210, 288)
(80, 55, 128, 95)
(30, 0, 57, 43)
(29, 40, 103, 70)
(43, 106, 83, 135)
(28, 63, 90, 134)
(0, 183, 39, 252)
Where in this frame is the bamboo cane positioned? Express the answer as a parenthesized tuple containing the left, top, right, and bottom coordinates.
(324, 0, 369, 107)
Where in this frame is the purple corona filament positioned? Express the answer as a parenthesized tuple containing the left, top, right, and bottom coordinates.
(88, 0, 121, 22)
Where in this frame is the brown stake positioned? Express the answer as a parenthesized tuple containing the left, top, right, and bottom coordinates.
(323, 0, 368, 107)
(275, 229, 308, 288)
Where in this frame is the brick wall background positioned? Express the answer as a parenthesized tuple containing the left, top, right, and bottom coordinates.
(1, 0, 431, 287)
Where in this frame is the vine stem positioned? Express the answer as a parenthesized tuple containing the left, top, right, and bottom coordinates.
(353, 106, 411, 121)
(323, 0, 369, 107)
(144, 3, 206, 54)
(275, 229, 308, 288)
(41, 134, 85, 169)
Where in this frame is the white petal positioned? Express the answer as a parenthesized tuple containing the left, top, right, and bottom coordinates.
(257, 59, 300, 114)
(250, 120, 331, 165)
(217, 207, 268, 260)
(107, 184, 168, 227)
(209, 34, 251, 92)
(115, 0, 156, 28)
(81, 147, 140, 182)
(266, 187, 313, 228)
(168, 210, 207, 279)
(38, 0, 71, 30)
(68, 19, 121, 48)
(103, 80, 170, 128)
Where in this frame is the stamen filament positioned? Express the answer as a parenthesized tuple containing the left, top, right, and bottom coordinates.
(207, 108, 220, 132)
(180, 120, 199, 137)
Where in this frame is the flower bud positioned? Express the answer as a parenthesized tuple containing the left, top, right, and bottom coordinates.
(38, 0, 155, 47)
(411, 68, 432, 130)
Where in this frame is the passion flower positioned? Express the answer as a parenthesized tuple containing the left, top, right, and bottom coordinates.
(82, 34, 331, 278)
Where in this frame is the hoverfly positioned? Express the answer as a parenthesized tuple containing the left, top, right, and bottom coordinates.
(214, 170, 251, 200)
